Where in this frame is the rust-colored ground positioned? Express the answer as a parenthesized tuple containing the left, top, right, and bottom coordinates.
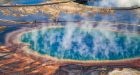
(0, 46, 60, 75)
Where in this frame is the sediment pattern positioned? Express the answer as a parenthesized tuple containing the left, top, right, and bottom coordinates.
(0, 0, 113, 18)
(0, 46, 59, 75)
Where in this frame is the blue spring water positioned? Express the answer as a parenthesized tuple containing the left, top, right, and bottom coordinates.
(21, 27, 140, 60)
(0, 26, 21, 44)
(0, 0, 49, 5)
(12, 0, 47, 5)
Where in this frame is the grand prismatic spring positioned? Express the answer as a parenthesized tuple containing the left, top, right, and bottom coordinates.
(0, 0, 140, 75)
(21, 25, 140, 60)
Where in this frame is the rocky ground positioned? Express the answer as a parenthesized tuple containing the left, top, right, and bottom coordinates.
(0, 46, 59, 75)
(0, 0, 113, 18)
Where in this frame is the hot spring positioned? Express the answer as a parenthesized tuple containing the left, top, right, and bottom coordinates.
(0, 0, 50, 5)
(20, 24, 140, 61)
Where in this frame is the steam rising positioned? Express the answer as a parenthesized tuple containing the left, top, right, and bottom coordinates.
(87, 0, 140, 7)
(21, 20, 140, 60)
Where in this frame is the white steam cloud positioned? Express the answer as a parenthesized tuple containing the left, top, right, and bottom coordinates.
(88, 0, 140, 7)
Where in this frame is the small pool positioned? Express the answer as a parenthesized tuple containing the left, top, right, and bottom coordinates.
(21, 26, 140, 60)
(0, 0, 49, 5)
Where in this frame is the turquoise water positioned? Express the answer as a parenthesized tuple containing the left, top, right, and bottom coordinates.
(21, 27, 140, 60)
(0, 0, 49, 5)
(13, 0, 45, 4)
